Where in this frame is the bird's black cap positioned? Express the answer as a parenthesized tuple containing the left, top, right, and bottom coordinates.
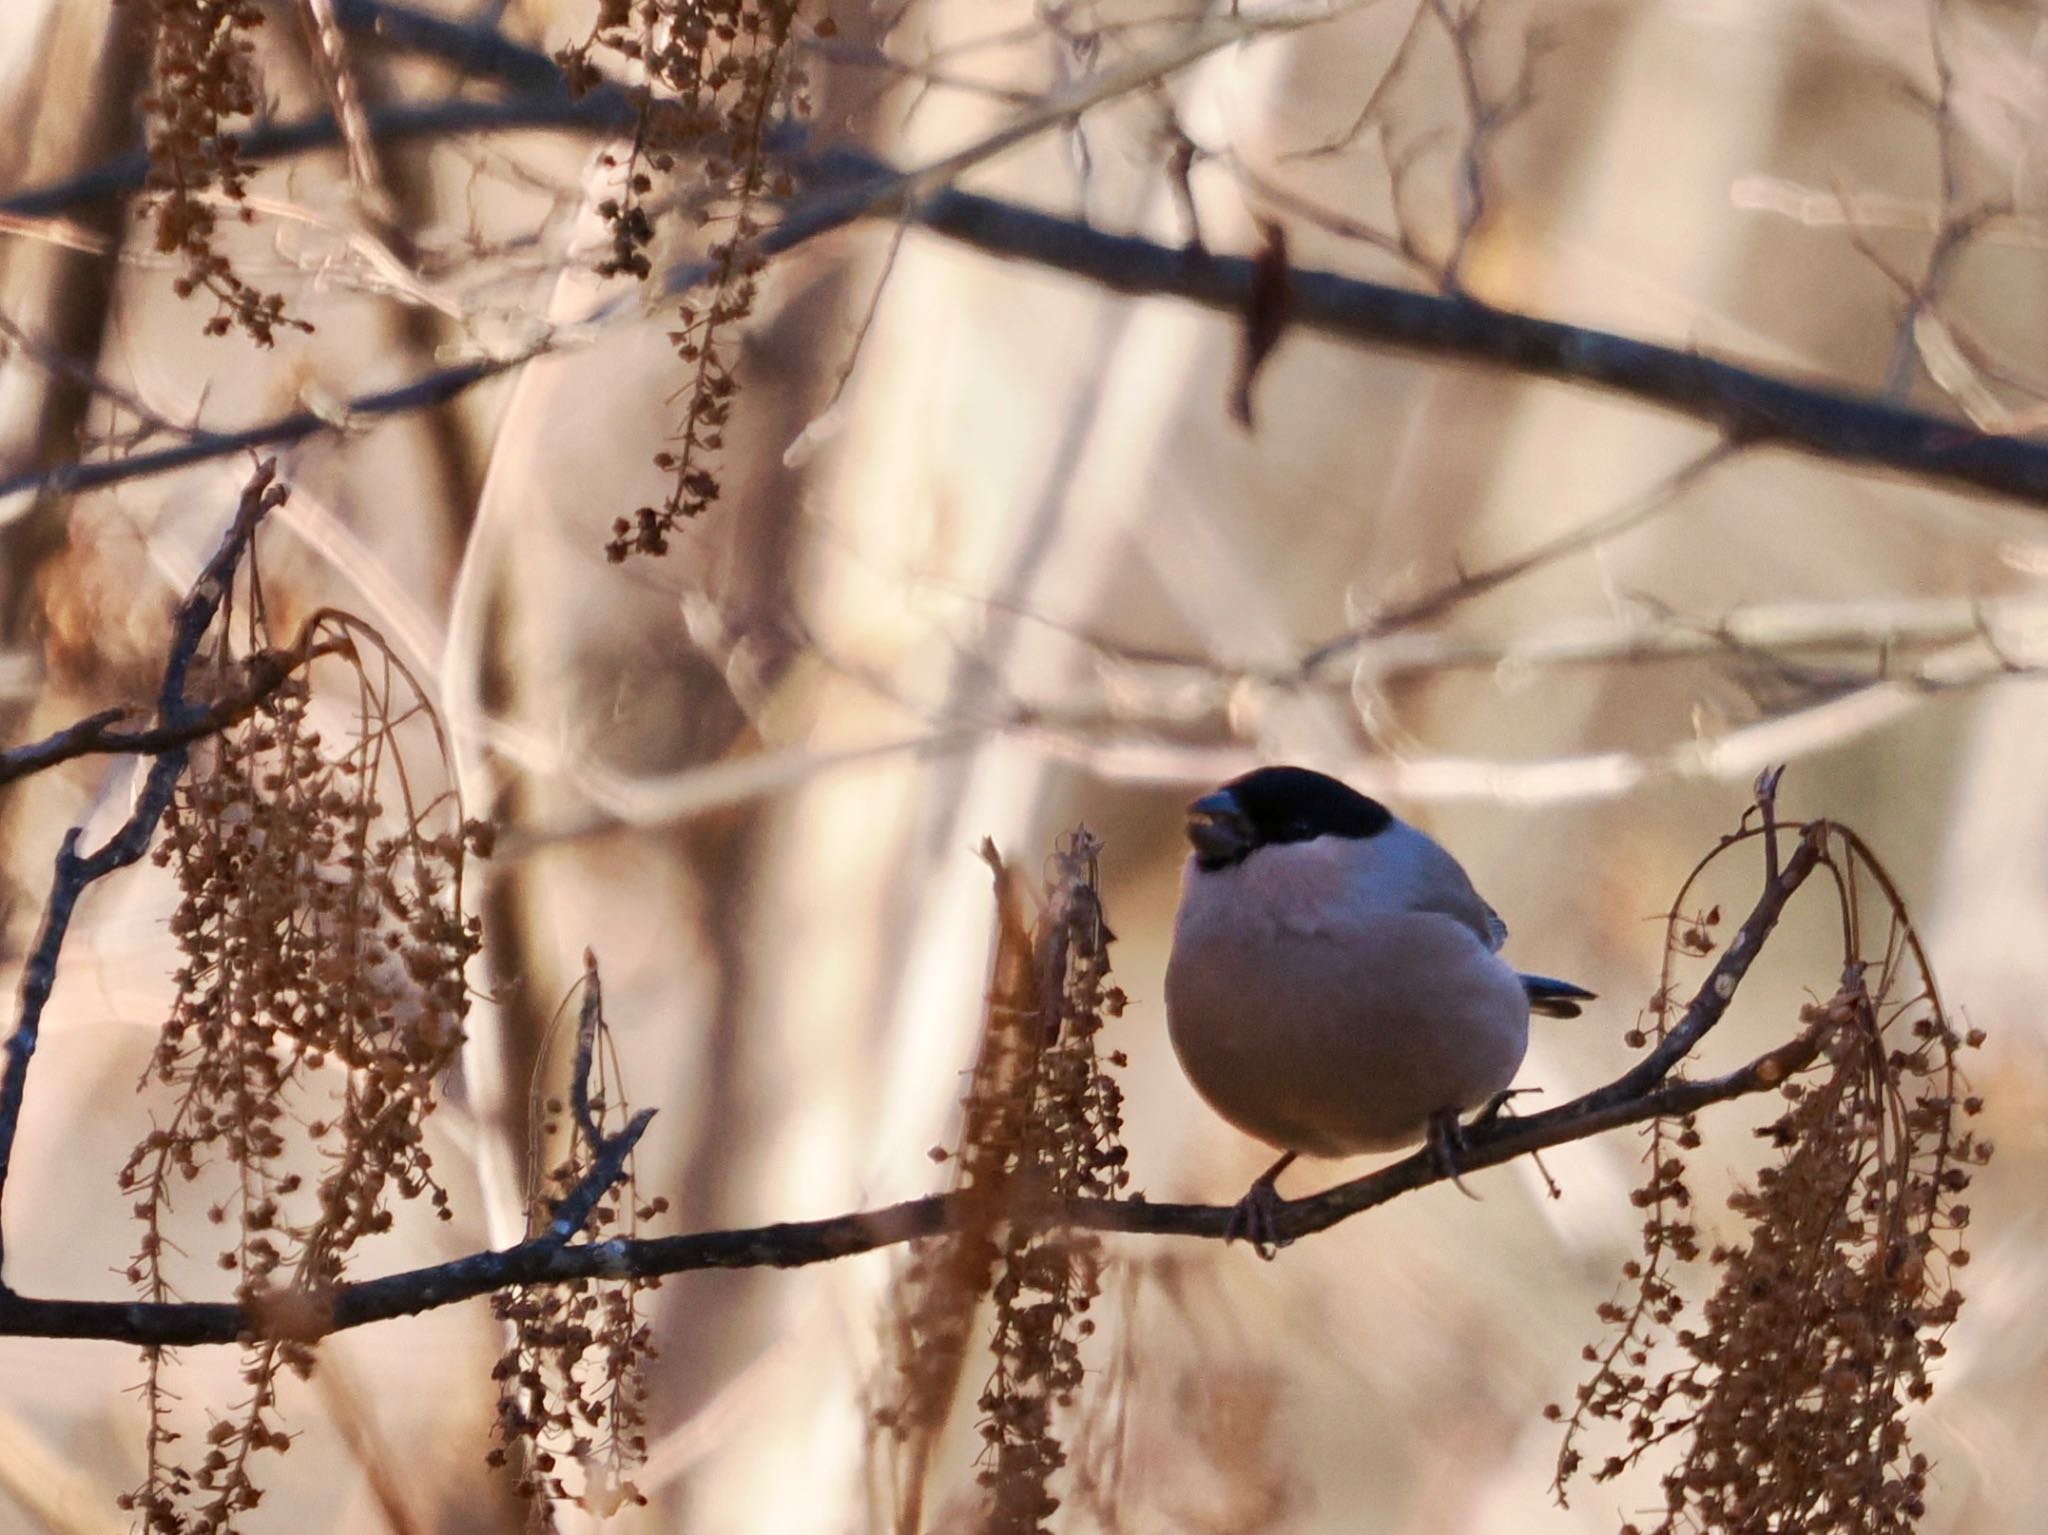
(1187, 765, 1393, 868)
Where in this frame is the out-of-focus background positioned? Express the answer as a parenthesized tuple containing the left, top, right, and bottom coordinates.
(3, 0, 2046, 1531)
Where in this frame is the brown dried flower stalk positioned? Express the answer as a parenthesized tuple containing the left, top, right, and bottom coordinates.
(117, 0, 311, 344)
(120, 596, 485, 1535)
(1553, 818, 1986, 1535)
(870, 830, 1131, 1535)
(554, 0, 816, 559)
(488, 955, 666, 1525)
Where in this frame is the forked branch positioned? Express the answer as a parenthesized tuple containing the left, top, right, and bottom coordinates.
(0, 461, 288, 1280)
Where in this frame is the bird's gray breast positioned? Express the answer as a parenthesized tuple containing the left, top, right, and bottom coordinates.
(1164, 843, 1530, 1157)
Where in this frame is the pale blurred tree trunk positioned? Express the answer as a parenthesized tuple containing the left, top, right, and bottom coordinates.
(0, 1, 142, 675)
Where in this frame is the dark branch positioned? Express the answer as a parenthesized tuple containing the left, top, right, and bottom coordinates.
(21, 136, 2048, 517)
(5, 1, 2046, 516)
(0, 645, 320, 788)
(0, 98, 625, 221)
(864, 165, 2048, 509)
(0, 806, 1825, 1339)
(327, 0, 569, 94)
(0, 1023, 1817, 1346)
(0, 358, 512, 504)
(0, 464, 287, 1281)
(544, 1109, 656, 1244)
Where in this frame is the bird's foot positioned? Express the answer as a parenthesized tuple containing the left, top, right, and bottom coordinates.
(1472, 1088, 1561, 1198)
(1226, 1181, 1284, 1258)
(1472, 1086, 1542, 1128)
(1224, 1150, 1297, 1259)
(1426, 1107, 1482, 1201)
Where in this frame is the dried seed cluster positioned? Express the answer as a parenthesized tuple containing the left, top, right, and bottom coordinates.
(488, 963, 667, 1522)
(1553, 824, 1986, 1535)
(978, 831, 1131, 1535)
(872, 830, 1131, 1535)
(117, 0, 311, 344)
(553, 0, 817, 559)
(119, 608, 484, 1535)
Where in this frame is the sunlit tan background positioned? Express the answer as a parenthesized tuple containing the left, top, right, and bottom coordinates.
(3, 1, 2047, 1532)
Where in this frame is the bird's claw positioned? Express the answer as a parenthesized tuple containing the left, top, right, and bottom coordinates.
(1225, 1150, 1298, 1259)
(1427, 1107, 1482, 1200)
(1225, 1177, 1287, 1259)
(1472, 1086, 1541, 1128)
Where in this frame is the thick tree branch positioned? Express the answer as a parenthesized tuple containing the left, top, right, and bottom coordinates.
(868, 170, 2048, 507)
(18, 147, 2048, 517)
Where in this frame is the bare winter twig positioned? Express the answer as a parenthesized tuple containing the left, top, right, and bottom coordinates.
(0, 461, 288, 1281)
(0, 784, 1833, 1338)
(3, 3, 2047, 516)
(0, 640, 346, 788)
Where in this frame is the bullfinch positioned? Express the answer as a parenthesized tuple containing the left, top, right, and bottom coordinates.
(1163, 765, 1593, 1249)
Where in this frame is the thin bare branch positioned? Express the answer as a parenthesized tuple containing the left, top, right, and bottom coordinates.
(0, 463, 288, 1280)
(1329, 593, 2048, 685)
(0, 803, 1831, 1338)
(1280, 0, 1432, 162)
(0, 357, 512, 503)
(544, 1110, 657, 1245)
(0, 642, 340, 787)
(1293, 442, 1738, 678)
(7, 5, 2048, 516)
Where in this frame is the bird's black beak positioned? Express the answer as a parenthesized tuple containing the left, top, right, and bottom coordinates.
(1185, 789, 1254, 865)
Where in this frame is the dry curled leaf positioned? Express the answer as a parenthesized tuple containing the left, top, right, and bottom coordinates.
(1229, 218, 1292, 428)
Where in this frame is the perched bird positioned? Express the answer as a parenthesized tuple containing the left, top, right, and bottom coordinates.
(1163, 765, 1593, 1248)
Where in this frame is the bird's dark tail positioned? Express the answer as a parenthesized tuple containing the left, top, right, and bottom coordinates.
(1521, 972, 1597, 1019)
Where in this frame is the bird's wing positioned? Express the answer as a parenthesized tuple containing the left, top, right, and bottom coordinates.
(1359, 821, 1511, 950)
(1405, 878, 1508, 950)
(1481, 901, 1509, 952)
